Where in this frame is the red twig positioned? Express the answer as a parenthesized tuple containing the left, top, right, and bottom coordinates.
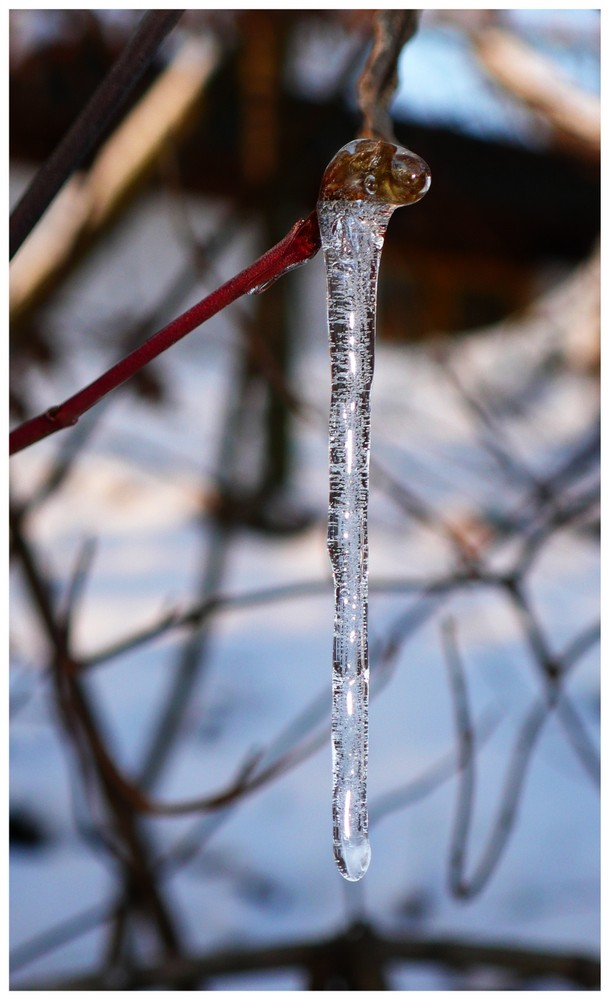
(9, 212, 320, 456)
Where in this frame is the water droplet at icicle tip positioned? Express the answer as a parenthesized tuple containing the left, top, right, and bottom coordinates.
(336, 832, 372, 882)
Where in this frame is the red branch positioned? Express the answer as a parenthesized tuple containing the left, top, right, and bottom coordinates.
(9, 212, 321, 456)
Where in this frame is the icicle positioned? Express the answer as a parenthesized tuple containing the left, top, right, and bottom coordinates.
(317, 139, 430, 881)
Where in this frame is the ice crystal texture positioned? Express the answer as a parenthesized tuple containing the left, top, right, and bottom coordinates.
(318, 201, 394, 881)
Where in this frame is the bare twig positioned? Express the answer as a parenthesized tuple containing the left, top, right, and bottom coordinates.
(82, 577, 454, 671)
(373, 457, 486, 568)
(561, 620, 600, 670)
(441, 358, 546, 500)
(9, 506, 184, 955)
(442, 603, 598, 901)
(10, 36, 218, 323)
(357, 11, 421, 142)
(19, 407, 104, 514)
(164, 177, 308, 419)
(137, 476, 231, 789)
(14, 920, 599, 991)
(58, 537, 97, 636)
(9, 10, 185, 259)
(9, 213, 321, 455)
(10, 499, 322, 823)
(505, 578, 600, 784)
(442, 618, 550, 899)
(513, 483, 599, 580)
(370, 707, 499, 826)
(10, 901, 113, 974)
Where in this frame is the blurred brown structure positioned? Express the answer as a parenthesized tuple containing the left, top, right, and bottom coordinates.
(10, 9, 599, 342)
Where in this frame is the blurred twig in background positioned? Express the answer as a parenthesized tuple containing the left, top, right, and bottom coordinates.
(10, 36, 219, 322)
(9, 10, 185, 259)
(473, 26, 600, 160)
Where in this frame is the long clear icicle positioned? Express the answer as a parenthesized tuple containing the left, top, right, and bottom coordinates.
(317, 139, 431, 881)
(319, 201, 389, 881)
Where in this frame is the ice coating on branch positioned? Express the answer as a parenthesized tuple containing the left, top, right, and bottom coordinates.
(318, 139, 430, 881)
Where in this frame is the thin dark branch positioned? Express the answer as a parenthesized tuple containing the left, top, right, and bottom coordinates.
(513, 482, 599, 580)
(12, 586, 452, 825)
(357, 11, 421, 142)
(81, 580, 330, 669)
(561, 619, 600, 670)
(442, 618, 477, 897)
(9, 507, 184, 955)
(9, 515, 322, 821)
(441, 357, 544, 498)
(83, 576, 461, 671)
(543, 422, 600, 495)
(555, 697, 600, 786)
(58, 537, 97, 636)
(505, 578, 600, 783)
(10, 901, 113, 974)
(372, 457, 483, 568)
(14, 922, 599, 990)
(21, 407, 104, 514)
(9, 10, 185, 259)
(447, 681, 549, 898)
(370, 707, 499, 826)
(373, 589, 451, 680)
(441, 620, 550, 899)
(137, 526, 230, 790)
(442, 604, 599, 900)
